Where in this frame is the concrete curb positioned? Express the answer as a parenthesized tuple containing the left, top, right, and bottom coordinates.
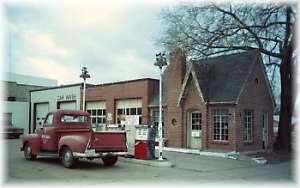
(119, 157, 174, 167)
(162, 147, 227, 158)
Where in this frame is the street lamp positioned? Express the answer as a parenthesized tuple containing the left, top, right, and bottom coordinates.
(154, 52, 167, 161)
(80, 67, 90, 111)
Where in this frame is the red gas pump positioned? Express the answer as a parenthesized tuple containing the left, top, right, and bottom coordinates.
(134, 125, 149, 160)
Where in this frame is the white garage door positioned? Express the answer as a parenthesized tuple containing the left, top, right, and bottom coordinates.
(58, 101, 76, 110)
(116, 99, 142, 124)
(86, 101, 106, 131)
(116, 99, 142, 149)
(35, 103, 49, 130)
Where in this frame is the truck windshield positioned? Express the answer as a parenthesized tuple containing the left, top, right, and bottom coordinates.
(61, 115, 88, 123)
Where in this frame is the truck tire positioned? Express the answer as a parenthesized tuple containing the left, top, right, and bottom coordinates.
(102, 156, 118, 166)
(62, 147, 75, 168)
(24, 143, 36, 160)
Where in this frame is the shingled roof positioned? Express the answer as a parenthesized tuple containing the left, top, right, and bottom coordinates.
(191, 50, 259, 103)
(149, 50, 271, 107)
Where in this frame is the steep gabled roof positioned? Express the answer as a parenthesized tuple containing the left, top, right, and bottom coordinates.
(178, 50, 260, 104)
(150, 50, 275, 107)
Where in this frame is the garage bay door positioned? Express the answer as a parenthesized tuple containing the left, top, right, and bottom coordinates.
(35, 103, 49, 130)
(86, 101, 106, 131)
(58, 101, 76, 110)
(116, 99, 142, 148)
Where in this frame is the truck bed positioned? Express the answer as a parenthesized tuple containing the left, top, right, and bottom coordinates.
(90, 131, 127, 152)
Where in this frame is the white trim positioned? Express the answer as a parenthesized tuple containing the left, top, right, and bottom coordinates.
(257, 56, 276, 109)
(208, 101, 237, 105)
(191, 68, 205, 102)
(235, 56, 257, 104)
(177, 65, 193, 106)
(177, 64, 205, 106)
(236, 55, 275, 109)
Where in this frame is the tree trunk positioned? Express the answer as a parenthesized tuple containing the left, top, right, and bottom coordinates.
(274, 46, 292, 151)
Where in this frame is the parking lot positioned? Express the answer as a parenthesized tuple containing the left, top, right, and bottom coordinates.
(3, 139, 295, 185)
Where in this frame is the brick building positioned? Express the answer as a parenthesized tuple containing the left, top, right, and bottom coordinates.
(29, 49, 274, 152)
(156, 48, 275, 152)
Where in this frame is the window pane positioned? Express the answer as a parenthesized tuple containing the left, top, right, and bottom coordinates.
(92, 110, 96, 116)
(130, 108, 137, 115)
(117, 109, 123, 115)
(97, 109, 102, 116)
(103, 109, 106, 115)
(61, 115, 88, 123)
(137, 108, 142, 115)
(87, 110, 91, 115)
(46, 114, 53, 125)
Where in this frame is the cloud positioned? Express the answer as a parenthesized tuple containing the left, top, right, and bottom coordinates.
(30, 33, 71, 56)
(3, 2, 164, 84)
(60, 3, 125, 29)
(25, 57, 80, 84)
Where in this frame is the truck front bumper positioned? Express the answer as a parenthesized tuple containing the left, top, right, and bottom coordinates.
(73, 149, 128, 158)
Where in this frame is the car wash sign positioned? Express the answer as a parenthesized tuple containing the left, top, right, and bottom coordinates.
(57, 94, 77, 101)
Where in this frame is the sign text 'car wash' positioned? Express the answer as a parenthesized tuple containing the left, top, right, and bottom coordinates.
(57, 94, 76, 101)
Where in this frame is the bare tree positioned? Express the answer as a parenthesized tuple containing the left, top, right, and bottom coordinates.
(158, 3, 296, 151)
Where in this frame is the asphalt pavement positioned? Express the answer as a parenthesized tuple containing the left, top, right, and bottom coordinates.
(2, 138, 295, 186)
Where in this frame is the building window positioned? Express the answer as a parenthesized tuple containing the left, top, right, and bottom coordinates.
(191, 112, 201, 131)
(87, 108, 106, 126)
(212, 109, 229, 141)
(151, 110, 164, 137)
(116, 107, 142, 124)
(244, 109, 254, 142)
(45, 114, 53, 125)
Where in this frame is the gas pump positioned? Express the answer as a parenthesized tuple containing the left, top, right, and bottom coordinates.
(134, 125, 156, 160)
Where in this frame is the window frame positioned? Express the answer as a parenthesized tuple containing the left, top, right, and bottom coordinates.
(44, 114, 54, 126)
(244, 109, 254, 143)
(87, 108, 106, 126)
(212, 109, 229, 142)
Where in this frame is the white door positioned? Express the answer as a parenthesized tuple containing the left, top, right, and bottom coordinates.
(189, 111, 202, 149)
(35, 103, 49, 130)
(58, 102, 76, 110)
(262, 113, 269, 150)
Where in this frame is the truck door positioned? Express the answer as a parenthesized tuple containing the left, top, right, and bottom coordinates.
(41, 113, 57, 151)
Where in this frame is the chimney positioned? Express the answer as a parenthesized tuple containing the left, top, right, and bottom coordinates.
(168, 47, 186, 83)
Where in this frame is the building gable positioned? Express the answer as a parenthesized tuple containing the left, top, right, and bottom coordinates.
(177, 64, 205, 106)
(236, 55, 275, 108)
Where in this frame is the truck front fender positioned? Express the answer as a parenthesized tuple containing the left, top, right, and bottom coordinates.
(21, 134, 41, 155)
(58, 135, 90, 155)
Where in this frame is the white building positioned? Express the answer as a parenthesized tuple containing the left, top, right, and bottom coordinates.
(30, 84, 83, 132)
(1, 72, 58, 134)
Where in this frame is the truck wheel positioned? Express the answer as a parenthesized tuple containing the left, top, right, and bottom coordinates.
(62, 147, 75, 168)
(102, 156, 118, 166)
(24, 143, 36, 160)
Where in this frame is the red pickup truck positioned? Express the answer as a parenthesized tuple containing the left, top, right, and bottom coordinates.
(21, 110, 127, 168)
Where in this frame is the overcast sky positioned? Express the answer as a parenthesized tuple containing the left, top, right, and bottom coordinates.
(2, 1, 173, 85)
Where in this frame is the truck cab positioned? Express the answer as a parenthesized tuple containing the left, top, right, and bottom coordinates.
(21, 110, 127, 168)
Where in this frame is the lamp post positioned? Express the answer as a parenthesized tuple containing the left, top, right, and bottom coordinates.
(80, 67, 90, 111)
(154, 52, 167, 161)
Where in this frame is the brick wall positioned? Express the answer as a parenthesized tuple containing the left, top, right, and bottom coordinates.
(84, 79, 158, 124)
(165, 48, 186, 148)
(181, 76, 207, 149)
(207, 105, 236, 151)
(236, 58, 274, 152)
